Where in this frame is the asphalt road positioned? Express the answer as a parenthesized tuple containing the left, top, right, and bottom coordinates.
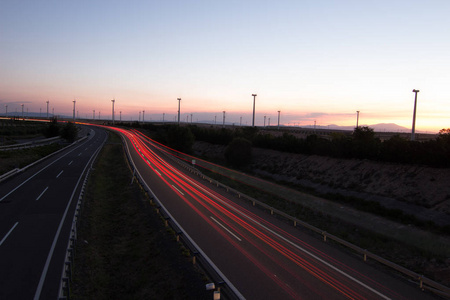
(116, 127, 439, 300)
(0, 125, 107, 299)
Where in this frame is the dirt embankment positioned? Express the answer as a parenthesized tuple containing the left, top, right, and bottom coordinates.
(193, 141, 450, 225)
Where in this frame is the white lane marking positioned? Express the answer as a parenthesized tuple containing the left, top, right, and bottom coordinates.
(78, 152, 82, 156)
(0, 222, 19, 246)
(210, 216, 242, 242)
(68, 161, 73, 166)
(56, 170, 64, 178)
(171, 185, 184, 195)
(155, 170, 161, 176)
(146, 159, 151, 165)
(36, 187, 49, 201)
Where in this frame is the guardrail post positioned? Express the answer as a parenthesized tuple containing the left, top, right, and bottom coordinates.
(322, 231, 327, 242)
(270, 209, 274, 215)
(192, 255, 196, 265)
(419, 275, 423, 289)
(293, 220, 297, 227)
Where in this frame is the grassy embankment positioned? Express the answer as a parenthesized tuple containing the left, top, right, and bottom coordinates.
(71, 132, 208, 300)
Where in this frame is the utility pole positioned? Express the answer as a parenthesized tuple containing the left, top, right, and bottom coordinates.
(21, 104, 24, 119)
(111, 99, 115, 125)
(163, 113, 165, 123)
(177, 98, 181, 126)
(411, 89, 420, 141)
(222, 111, 226, 128)
(46, 101, 49, 118)
(93, 110, 95, 120)
(277, 110, 281, 130)
(252, 94, 257, 127)
(5, 105, 7, 118)
(142, 110, 145, 123)
(264, 115, 266, 128)
(120, 111, 122, 121)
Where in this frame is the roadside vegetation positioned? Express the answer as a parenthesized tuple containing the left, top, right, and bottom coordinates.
(71, 132, 208, 300)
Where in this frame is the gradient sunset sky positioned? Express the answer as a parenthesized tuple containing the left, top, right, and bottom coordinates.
(1, 1, 449, 132)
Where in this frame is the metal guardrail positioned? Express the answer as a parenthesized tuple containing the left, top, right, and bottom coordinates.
(158, 144, 450, 299)
(119, 133, 245, 300)
(0, 136, 61, 151)
(57, 133, 105, 300)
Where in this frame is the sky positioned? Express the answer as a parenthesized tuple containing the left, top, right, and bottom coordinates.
(1, 0, 449, 132)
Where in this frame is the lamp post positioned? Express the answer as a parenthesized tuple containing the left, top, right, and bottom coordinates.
(177, 98, 181, 125)
(111, 99, 115, 125)
(21, 104, 24, 119)
(252, 94, 257, 127)
(93, 110, 95, 120)
(72, 100, 76, 121)
(46, 101, 49, 118)
(264, 115, 266, 128)
(356, 110, 360, 128)
(277, 110, 281, 130)
(222, 111, 226, 128)
(120, 111, 122, 121)
(5, 105, 7, 118)
(411, 89, 420, 141)
(163, 113, 165, 123)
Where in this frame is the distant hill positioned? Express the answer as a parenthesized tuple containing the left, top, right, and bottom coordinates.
(326, 123, 410, 133)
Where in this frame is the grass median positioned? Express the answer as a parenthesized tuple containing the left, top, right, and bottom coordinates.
(71, 132, 208, 299)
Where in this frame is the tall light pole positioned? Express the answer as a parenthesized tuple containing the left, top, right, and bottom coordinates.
(139, 111, 141, 122)
(120, 111, 122, 121)
(252, 94, 257, 127)
(5, 105, 7, 118)
(177, 98, 181, 126)
(240, 116, 242, 126)
(411, 89, 420, 141)
(21, 104, 24, 119)
(99, 111, 101, 120)
(111, 99, 115, 125)
(46, 101, 49, 118)
(72, 100, 76, 121)
(163, 113, 165, 123)
(93, 110, 95, 120)
(356, 110, 360, 128)
(277, 110, 281, 130)
(222, 111, 226, 128)
(264, 115, 266, 128)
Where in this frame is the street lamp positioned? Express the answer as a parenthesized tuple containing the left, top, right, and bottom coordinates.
(252, 94, 257, 127)
(120, 111, 122, 121)
(222, 111, 226, 128)
(46, 101, 49, 118)
(277, 110, 281, 130)
(5, 105, 7, 118)
(177, 98, 181, 125)
(21, 104, 24, 119)
(93, 110, 95, 120)
(356, 110, 360, 128)
(111, 99, 115, 125)
(411, 89, 420, 141)
(72, 100, 76, 121)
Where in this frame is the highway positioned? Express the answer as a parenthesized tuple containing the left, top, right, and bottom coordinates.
(115, 127, 438, 300)
(0, 125, 107, 299)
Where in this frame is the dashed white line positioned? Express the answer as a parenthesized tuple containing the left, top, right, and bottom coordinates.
(68, 161, 73, 166)
(56, 170, 64, 178)
(171, 185, 184, 195)
(36, 187, 49, 201)
(210, 216, 242, 241)
(155, 170, 161, 176)
(0, 222, 19, 246)
(78, 152, 82, 156)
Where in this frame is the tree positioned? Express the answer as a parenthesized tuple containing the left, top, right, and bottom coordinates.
(224, 137, 252, 167)
(167, 125, 195, 153)
(61, 122, 78, 142)
(43, 118, 60, 138)
(352, 126, 380, 159)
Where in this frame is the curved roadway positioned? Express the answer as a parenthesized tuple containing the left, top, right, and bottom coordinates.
(114, 127, 438, 300)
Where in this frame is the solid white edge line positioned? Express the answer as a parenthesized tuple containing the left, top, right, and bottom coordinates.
(0, 222, 19, 246)
(210, 216, 242, 242)
(122, 132, 245, 300)
(36, 186, 49, 201)
(34, 130, 107, 300)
